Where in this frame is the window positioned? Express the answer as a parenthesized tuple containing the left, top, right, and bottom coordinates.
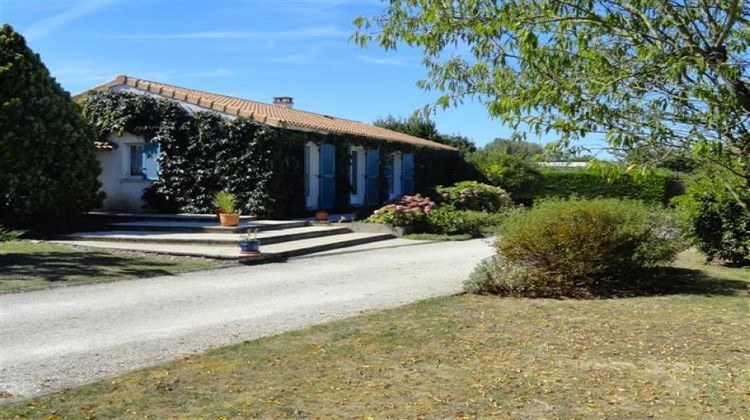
(350, 149, 359, 195)
(129, 144, 144, 177)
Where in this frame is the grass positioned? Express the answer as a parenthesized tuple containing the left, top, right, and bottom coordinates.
(0, 241, 226, 293)
(1, 249, 748, 418)
(402, 233, 474, 241)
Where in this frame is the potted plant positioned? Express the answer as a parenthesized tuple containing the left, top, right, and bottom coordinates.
(213, 191, 240, 227)
(239, 229, 261, 254)
(314, 209, 329, 222)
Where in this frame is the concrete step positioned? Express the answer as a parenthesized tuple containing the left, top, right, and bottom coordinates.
(106, 219, 310, 233)
(63, 226, 352, 246)
(87, 211, 255, 223)
(54, 232, 395, 261)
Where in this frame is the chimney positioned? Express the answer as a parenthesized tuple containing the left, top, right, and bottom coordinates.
(273, 96, 294, 109)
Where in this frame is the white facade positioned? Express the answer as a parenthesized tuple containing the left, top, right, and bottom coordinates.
(96, 133, 153, 211)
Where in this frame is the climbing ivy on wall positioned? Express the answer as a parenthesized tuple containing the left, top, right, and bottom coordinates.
(81, 90, 466, 217)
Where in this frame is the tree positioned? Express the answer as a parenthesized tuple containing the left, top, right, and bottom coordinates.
(354, 1, 750, 196)
(482, 138, 545, 160)
(468, 139, 543, 200)
(0, 24, 100, 226)
(374, 114, 477, 155)
(374, 114, 441, 141)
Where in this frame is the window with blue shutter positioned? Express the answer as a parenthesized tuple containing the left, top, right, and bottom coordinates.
(304, 145, 310, 198)
(401, 152, 415, 195)
(141, 141, 160, 181)
(129, 144, 145, 177)
(365, 149, 380, 205)
(318, 144, 336, 210)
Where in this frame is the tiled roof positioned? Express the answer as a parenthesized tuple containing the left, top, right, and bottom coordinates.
(80, 75, 457, 151)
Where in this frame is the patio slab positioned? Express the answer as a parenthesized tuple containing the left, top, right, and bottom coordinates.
(107, 219, 309, 233)
(55, 232, 394, 261)
(64, 226, 351, 246)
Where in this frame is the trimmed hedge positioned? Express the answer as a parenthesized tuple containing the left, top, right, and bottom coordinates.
(537, 169, 681, 205)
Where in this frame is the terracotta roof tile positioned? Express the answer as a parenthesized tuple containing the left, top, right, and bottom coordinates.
(81, 75, 457, 151)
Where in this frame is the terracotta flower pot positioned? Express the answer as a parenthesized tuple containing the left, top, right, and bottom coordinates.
(219, 213, 240, 227)
(314, 210, 329, 222)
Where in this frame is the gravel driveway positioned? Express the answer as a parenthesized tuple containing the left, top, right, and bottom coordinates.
(0, 238, 493, 400)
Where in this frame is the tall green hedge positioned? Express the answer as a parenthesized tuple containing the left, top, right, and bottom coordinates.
(536, 169, 681, 205)
(0, 24, 101, 226)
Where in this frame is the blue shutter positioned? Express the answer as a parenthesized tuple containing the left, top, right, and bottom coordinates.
(304, 145, 310, 199)
(365, 149, 380, 205)
(318, 144, 336, 210)
(401, 153, 415, 195)
(142, 141, 160, 181)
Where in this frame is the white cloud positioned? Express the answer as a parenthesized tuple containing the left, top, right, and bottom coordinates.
(355, 55, 411, 67)
(262, 48, 321, 64)
(23, 0, 118, 40)
(118, 26, 347, 41)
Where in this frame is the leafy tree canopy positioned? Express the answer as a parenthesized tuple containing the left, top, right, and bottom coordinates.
(0, 24, 100, 226)
(374, 114, 477, 155)
(355, 0, 750, 190)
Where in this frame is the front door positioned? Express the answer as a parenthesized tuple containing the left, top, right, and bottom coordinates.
(304, 143, 335, 210)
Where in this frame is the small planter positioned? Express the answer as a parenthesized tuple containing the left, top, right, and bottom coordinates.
(239, 239, 261, 254)
(314, 210, 329, 222)
(219, 213, 240, 227)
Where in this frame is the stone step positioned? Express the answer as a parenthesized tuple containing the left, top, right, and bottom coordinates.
(87, 211, 255, 223)
(54, 232, 395, 261)
(63, 226, 352, 246)
(106, 219, 310, 233)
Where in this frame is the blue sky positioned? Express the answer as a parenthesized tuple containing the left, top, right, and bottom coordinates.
(3, 0, 604, 151)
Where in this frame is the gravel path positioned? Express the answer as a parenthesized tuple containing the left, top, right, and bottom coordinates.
(0, 238, 493, 400)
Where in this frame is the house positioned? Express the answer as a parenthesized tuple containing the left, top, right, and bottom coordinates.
(78, 75, 456, 212)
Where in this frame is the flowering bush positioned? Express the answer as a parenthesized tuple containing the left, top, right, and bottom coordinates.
(436, 181, 513, 212)
(366, 194, 436, 226)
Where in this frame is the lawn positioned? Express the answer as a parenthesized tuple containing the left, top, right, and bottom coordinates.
(1, 250, 748, 418)
(0, 241, 226, 293)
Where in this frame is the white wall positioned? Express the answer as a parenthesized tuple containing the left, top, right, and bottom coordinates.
(97, 133, 153, 211)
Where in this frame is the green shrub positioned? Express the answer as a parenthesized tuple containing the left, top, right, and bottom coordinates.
(0, 25, 101, 226)
(367, 195, 435, 226)
(672, 176, 749, 266)
(538, 169, 678, 205)
(464, 255, 539, 296)
(436, 181, 513, 212)
(470, 199, 685, 297)
(475, 154, 543, 201)
(425, 206, 479, 235)
(425, 206, 509, 236)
